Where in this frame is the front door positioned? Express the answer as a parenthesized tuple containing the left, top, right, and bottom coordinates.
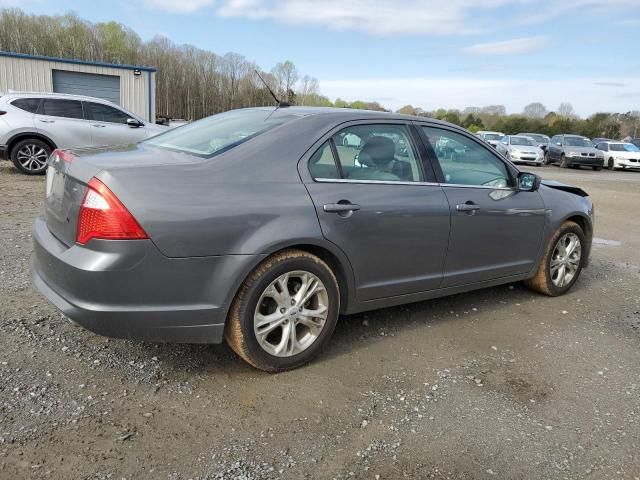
(83, 101, 148, 147)
(419, 124, 546, 287)
(304, 123, 451, 301)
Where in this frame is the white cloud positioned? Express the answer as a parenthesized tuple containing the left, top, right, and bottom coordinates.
(318, 76, 640, 116)
(144, 0, 214, 14)
(216, 0, 640, 35)
(217, 0, 510, 36)
(463, 36, 550, 55)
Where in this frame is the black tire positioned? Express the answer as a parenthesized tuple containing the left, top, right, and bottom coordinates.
(225, 249, 340, 372)
(11, 138, 52, 175)
(524, 221, 585, 297)
(592, 166, 602, 171)
(607, 158, 615, 170)
(543, 151, 551, 165)
(560, 154, 569, 168)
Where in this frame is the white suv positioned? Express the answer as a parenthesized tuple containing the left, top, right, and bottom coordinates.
(0, 92, 166, 174)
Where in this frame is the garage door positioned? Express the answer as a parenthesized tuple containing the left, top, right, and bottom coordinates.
(52, 70, 120, 105)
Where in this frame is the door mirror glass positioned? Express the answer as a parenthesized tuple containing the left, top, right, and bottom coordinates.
(517, 172, 540, 192)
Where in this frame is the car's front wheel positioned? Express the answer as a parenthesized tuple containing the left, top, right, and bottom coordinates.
(225, 249, 340, 372)
(524, 221, 585, 296)
(608, 158, 616, 170)
(11, 138, 52, 175)
(560, 154, 569, 168)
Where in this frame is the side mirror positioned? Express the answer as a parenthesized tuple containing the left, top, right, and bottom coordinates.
(127, 118, 144, 128)
(555, 141, 561, 146)
(517, 172, 541, 192)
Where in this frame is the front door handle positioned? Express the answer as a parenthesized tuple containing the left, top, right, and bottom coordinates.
(323, 203, 361, 213)
(39, 119, 55, 123)
(92, 124, 106, 128)
(456, 202, 481, 213)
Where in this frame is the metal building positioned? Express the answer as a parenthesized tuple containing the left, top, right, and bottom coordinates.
(0, 51, 156, 122)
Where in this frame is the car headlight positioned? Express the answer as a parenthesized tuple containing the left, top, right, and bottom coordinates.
(567, 151, 580, 156)
(615, 156, 627, 161)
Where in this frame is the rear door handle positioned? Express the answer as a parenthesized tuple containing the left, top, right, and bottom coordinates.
(323, 203, 361, 213)
(456, 203, 481, 213)
(92, 124, 106, 128)
(39, 119, 55, 123)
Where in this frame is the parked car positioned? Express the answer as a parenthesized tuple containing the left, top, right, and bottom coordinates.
(497, 135, 544, 166)
(516, 132, 550, 151)
(629, 138, 640, 148)
(546, 134, 604, 170)
(591, 137, 614, 146)
(0, 92, 166, 174)
(476, 130, 505, 148)
(32, 107, 594, 372)
(595, 141, 640, 170)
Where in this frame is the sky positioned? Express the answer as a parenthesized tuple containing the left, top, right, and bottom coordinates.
(2, 0, 640, 116)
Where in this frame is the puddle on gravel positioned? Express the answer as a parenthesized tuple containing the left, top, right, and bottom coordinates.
(593, 237, 622, 246)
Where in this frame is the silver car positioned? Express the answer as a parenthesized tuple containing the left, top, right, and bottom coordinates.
(497, 135, 545, 166)
(0, 92, 165, 174)
(32, 107, 594, 372)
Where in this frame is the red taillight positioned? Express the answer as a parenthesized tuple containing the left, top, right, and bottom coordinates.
(76, 177, 148, 245)
(51, 149, 75, 163)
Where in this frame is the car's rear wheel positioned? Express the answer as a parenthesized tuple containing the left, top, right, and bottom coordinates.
(225, 249, 340, 372)
(560, 154, 569, 168)
(608, 158, 616, 170)
(524, 221, 585, 296)
(11, 138, 51, 175)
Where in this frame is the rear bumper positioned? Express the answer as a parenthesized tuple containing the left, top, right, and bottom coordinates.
(0, 144, 7, 160)
(32, 215, 263, 344)
(566, 156, 604, 166)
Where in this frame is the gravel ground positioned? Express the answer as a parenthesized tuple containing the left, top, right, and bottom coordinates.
(1, 161, 639, 479)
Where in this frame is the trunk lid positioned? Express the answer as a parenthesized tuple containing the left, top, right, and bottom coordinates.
(43, 144, 205, 247)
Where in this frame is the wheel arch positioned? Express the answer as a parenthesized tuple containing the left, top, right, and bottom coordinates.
(7, 132, 57, 157)
(223, 239, 357, 321)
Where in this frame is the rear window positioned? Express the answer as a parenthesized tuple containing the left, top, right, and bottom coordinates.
(11, 98, 41, 113)
(144, 109, 298, 157)
(41, 99, 83, 119)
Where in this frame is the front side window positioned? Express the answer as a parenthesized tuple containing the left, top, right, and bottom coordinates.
(11, 98, 41, 113)
(422, 126, 512, 188)
(330, 124, 423, 182)
(41, 99, 83, 119)
(84, 102, 131, 124)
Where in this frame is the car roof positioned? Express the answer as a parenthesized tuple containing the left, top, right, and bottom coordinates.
(237, 106, 457, 127)
(0, 91, 119, 104)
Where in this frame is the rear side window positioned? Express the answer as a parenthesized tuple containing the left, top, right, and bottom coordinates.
(41, 99, 83, 119)
(308, 142, 340, 179)
(84, 102, 130, 124)
(11, 98, 41, 113)
(332, 124, 423, 182)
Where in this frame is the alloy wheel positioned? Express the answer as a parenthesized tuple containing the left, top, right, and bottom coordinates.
(16, 144, 49, 172)
(254, 270, 329, 357)
(550, 233, 581, 288)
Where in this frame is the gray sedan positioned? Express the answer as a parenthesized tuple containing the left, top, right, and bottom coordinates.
(33, 107, 594, 372)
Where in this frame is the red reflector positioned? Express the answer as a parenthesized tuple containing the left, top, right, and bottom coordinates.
(52, 149, 75, 163)
(76, 177, 148, 245)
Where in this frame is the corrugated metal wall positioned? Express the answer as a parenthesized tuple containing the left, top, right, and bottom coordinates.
(0, 56, 153, 121)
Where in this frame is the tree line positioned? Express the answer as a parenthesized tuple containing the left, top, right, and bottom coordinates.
(0, 8, 638, 139)
(396, 103, 640, 140)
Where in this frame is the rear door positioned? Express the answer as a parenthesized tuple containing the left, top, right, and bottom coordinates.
(84, 101, 148, 147)
(419, 124, 546, 287)
(35, 98, 92, 149)
(302, 122, 451, 301)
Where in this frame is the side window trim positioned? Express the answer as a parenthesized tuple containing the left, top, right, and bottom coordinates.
(328, 138, 345, 179)
(416, 122, 517, 189)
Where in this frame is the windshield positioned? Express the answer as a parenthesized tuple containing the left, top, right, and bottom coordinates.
(511, 136, 536, 146)
(483, 134, 503, 141)
(610, 143, 640, 152)
(144, 109, 298, 157)
(564, 137, 593, 147)
(523, 134, 548, 143)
